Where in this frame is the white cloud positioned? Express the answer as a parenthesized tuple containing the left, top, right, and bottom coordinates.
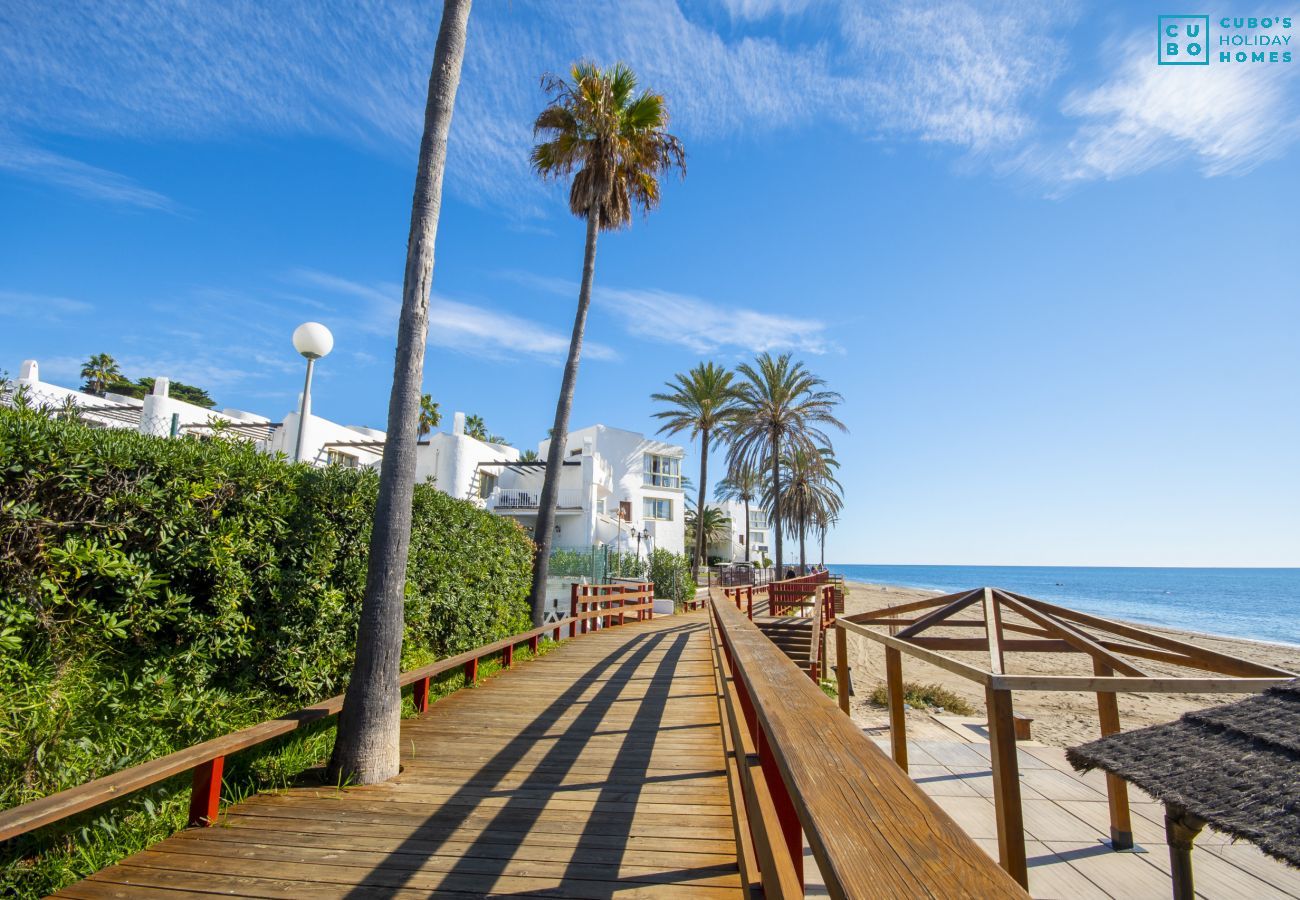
(503, 271, 834, 355)
(0, 131, 173, 210)
(0, 289, 93, 317)
(291, 269, 617, 364)
(0, 0, 1072, 211)
(1016, 35, 1300, 186)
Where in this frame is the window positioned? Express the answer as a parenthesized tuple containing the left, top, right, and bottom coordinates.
(643, 497, 672, 520)
(643, 453, 681, 488)
(596, 497, 607, 515)
(478, 471, 497, 500)
(749, 510, 768, 529)
(326, 449, 358, 468)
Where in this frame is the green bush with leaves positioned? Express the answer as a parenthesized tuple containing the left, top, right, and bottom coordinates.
(608, 548, 697, 610)
(0, 405, 534, 894)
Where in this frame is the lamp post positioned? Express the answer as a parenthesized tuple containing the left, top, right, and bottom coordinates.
(292, 322, 333, 462)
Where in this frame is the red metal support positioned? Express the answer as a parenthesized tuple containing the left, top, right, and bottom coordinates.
(464, 657, 478, 685)
(757, 726, 805, 888)
(187, 756, 224, 827)
(413, 676, 430, 713)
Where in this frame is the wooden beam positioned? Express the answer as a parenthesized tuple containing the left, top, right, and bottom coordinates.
(885, 647, 908, 772)
(990, 674, 1289, 693)
(837, 618, 994, 686)
(910, 637, 1074, 652)
(1166, 811, 1206, 900)
(896, 589, 983, 638)
(984, 588, 1005, 675)
(1093, 660, 1132, 851)
(840, 589, 977, 623)
(1006, 592, 1298, 678)
(986, 686, 1027, 889)
(835, 625, 851, 715)
(995, 591, 1147, 677)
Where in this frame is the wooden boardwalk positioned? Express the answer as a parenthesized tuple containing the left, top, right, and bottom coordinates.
(54, 613, 742, 899)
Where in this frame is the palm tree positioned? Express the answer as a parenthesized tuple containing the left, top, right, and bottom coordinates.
(651, 362, 740, 576)
(812, 507, 838, 567)
(418, 394, 441, 437)
(768, 446, 842, 571)
(728, 353, 845, 576)
(526, 62, 686, 625)
(685, 504, 731, 560)
(714, 464, 762, 563)
(464, 414, 487, 440)
(329, 0, 472, 787)
(79, 354, 121, 396)
(519, 449, 539, 462)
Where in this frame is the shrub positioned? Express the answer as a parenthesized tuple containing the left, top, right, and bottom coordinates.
(607, 548, 696, 610)
(0, 405, 534, 895)
(867, 681, 975, 715)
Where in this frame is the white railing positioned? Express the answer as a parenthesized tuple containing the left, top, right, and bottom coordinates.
(489, 488, 582, 510)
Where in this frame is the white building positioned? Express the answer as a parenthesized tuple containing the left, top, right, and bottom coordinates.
(414, 411, 520, 500)
(709, 499, 772, 565)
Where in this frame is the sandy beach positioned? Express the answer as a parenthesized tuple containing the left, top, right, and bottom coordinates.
(840, 580, 1300, 747)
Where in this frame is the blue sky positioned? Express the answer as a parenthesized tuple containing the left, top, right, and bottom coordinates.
(2, 0, 1298, 566)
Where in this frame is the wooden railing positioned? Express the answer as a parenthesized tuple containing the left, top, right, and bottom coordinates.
(708, 594, 1027, 898)
(0, 591, 655, 844)
(768, 570, 828, 616)
(723, 584, 755, 619)
(569, 581, 655, 633)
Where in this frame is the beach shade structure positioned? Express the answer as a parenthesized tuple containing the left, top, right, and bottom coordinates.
(1066, 680, 1300, 900)
(833, 587, 1298, 889)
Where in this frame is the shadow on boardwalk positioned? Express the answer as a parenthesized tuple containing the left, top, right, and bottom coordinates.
(55, 614, 742, 899)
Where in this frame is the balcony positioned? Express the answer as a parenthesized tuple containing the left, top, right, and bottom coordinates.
(488, 488, 583, 513)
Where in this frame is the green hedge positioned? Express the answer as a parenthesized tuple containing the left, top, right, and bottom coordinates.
(0, 405, 534, 892)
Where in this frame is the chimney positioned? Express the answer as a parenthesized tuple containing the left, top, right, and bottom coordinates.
(151, 377, 170, 398)
(453, 411, 465, 436)
(18, 360, 38, 381)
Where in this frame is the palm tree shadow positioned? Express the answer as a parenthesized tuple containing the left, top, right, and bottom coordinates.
(341, 620, 727, 897)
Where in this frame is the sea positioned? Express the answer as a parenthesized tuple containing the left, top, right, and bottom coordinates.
(826, 565, 1300, 647)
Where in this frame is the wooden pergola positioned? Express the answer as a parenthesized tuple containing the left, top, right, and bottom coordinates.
(833, 587, 1297, 890)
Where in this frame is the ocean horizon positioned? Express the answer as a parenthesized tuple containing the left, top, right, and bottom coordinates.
(827, 564, 1300, 647)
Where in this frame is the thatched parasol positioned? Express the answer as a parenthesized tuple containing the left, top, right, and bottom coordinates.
(1067, 679, 1300, 898)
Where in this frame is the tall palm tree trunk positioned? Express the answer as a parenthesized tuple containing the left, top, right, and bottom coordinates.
(770, 437, 783, 575)
(742, 496, 751, 563)
(693, 427, 709, 577)
(530, 209, 600, 625)
(819, 527, 826, 566)
(799, 518, 806, 572)
(329, 0, 471, 786)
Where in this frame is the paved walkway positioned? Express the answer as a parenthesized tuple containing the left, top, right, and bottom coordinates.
(55, 613, 742, 899)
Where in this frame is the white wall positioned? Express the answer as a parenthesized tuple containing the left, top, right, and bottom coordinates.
(415, 413, 520, 502)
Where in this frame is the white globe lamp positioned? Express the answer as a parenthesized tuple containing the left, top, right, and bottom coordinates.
(292, 323, 334, 462)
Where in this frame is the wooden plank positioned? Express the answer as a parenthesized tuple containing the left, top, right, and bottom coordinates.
(990, 674, 1291, 693)
(715, 597, 1027, 898)
(1092, 660, 1133, 850)
(895, 588, 982, 638)
(983, 587, 1005, 675)
(885, 646, 909, 772)
(50, 611, 744, 898)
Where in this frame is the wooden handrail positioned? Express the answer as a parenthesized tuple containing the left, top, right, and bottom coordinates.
(709, 595, 1027, 898)
(0, 601, 650, 844)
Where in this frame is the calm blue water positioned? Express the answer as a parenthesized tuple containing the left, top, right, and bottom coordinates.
(827, 565, 1300, 646)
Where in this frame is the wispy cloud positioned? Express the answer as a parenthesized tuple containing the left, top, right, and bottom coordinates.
(502, 270, 835, 356)
(292, 269, 617, 364)
(1014, 34, 1300, 188)
(0, 0, 1073, 211)
(0, 131, 174, 210)
(0, 289, 93, 318)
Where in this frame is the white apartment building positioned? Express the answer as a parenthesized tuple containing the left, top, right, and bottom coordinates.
(709, 499, 772, 564)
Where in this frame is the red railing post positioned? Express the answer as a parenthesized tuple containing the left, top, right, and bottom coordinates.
(571, 583, 580, 638)
(617, 589, 626, 626)
(647, 582, 655, 619)
(413, 676, 430, 713)
(503, 644, 514, 669)
(465, 657, 478, 685)
(747, 587, 754, 620)
(187, 756, 224, 827)
(529, 634, 540, 654)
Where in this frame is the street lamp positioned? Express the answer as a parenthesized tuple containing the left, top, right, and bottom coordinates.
(292, 322, 333, 462)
